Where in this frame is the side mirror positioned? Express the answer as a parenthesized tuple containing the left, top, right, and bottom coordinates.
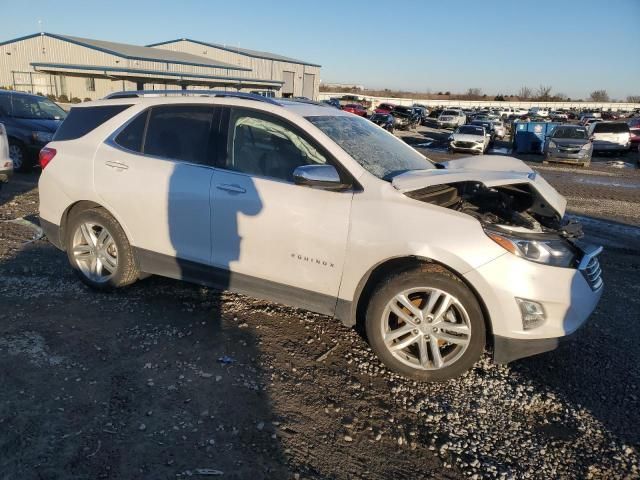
(293, 164, 351, 191)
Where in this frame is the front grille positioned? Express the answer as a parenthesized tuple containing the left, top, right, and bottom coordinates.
(454, 141, 476, 148)
(580, 253, 603, 291)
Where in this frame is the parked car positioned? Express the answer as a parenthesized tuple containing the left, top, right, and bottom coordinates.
(0, 90, 67, 171)
(412, 106, 430, 125)
(492, 120, 506, 139)
(601, 111, 621, 120)
(470, 119, 497, 141)
(342, 103, 368, 117)
(543, 125, 593, 167)
(581, 117, 600, 128)
(321, 98, 341, 109)
(374, 103, 396, 114)
(437, 109, 466, 129)
(0, 123, 12, 186)
(588, 122, 631, 154)
(580, 111, 601, 121)
(391, 106, 419, 130)
(628, 127, 640, 152)
(38, 92, 603, 382)
(448, 124, 490, 154)
(549, 111, 568, 122)
(369, 113, 396, 132)
(528, 107, 549, 117)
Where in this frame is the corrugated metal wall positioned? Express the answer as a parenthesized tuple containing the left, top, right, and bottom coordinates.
(0, 34, 272, 100)
(153, 40, 321, 99)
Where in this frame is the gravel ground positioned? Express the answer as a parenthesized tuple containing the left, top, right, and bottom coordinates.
(1, 152, 639, 479)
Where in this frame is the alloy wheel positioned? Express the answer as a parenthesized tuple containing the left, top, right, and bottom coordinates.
(380, 287, 471, 371)
(9, 144, 23, 170)
(71, 222, 118, 283)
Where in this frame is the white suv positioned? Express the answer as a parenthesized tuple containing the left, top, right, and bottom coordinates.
(38, 91, 603, 381)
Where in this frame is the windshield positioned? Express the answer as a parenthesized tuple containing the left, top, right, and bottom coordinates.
(306, 115, 434, 180)
(552, 127, 588, 139)
(442, 110, 458, 116)
(457, 126, 485, 135)
(9, 95, 66, 120)
(371, 113, 390, 121)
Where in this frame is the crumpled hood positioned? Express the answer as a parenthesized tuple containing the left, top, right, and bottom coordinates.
(392, 155, 567, 217)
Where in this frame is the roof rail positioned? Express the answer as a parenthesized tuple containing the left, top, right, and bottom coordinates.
(102, 89, 281, 105)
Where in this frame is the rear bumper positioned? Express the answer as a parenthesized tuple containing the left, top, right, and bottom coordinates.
(39, 218, 63, 250)
(592, 142, 630, 151)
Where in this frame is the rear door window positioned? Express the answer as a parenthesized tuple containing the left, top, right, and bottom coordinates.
(54, 105, 131, 141)
(143, 105, 214, 165)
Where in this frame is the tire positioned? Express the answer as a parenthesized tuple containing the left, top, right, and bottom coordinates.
(8, 141, 29, 172)
(365, 265, 485, 381)
(66, 207, 139, 290)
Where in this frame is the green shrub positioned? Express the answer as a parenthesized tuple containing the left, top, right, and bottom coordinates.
(83, 97, 92, 102)
(57, 94, 69, 103)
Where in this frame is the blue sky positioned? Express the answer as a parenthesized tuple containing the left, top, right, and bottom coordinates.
(1, 0, 638, 99)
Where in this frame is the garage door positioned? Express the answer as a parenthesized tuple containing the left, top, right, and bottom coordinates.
(282, 71, 294, 95)
(302, 73, 315, 99)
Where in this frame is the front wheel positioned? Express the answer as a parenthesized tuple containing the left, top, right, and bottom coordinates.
(365, 266, 486, 381)
(66, 208, 139, 289)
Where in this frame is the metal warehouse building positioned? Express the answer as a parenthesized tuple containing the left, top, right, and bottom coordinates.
(0, 32, 321, 100)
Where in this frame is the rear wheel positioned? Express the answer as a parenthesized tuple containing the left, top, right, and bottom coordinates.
(66, 208, 139, 289)
(365, 266, 486, 381)
(8, 141, 28, 172)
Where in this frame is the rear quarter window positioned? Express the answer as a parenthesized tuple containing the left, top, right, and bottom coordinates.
(53, 105, 132, 141)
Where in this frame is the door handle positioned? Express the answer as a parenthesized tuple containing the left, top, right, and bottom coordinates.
(216, 183, 246, 194)
(104, 160, 129, 170)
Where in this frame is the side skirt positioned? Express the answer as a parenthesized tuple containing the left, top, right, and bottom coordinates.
(134, 247, 349, 321)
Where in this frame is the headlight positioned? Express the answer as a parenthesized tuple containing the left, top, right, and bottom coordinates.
(485, 229, 576, 267)
(581, 143, 592, 150)
(548, 141, 557, 149)
(32, 131, 53, 143)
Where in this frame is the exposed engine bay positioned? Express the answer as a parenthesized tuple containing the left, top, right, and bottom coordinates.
(405, 182, 583, 239)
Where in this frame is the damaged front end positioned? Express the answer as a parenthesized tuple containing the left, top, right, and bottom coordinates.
(393, 156, 590, 270)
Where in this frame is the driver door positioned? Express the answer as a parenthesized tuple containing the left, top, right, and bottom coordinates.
(210, 108, 354, 313)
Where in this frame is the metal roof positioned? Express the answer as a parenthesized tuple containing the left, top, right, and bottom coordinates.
(147, 38, 321, 67)
(31, 62, 283, 89)
(0, 33, 251, 71)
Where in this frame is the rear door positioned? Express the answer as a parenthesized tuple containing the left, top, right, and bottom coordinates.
(94, 104, 217, 267)
(210, 107, 353, 313)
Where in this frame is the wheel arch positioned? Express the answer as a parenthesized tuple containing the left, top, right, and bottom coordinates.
(343, 255, 494, 343)
(58, 200, 134, 252)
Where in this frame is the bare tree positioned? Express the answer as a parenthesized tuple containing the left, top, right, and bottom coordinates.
(590, 90, 610, 102)
(536, 85, 553, 101)
(466, 87, 483, 99)
(517, 86, 532, 100)
(626, 95, 640, 103)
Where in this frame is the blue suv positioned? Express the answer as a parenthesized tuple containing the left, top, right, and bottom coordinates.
(0, 90, 66, 171)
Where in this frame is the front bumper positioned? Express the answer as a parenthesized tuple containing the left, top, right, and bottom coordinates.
(546, 150, 591, 162)
(438, 121, 458, 128)
(451, 142, 484, 153)
(464, 246, 603, 364)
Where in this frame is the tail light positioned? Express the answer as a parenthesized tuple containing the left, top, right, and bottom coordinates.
(39, 147, 57, 169)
